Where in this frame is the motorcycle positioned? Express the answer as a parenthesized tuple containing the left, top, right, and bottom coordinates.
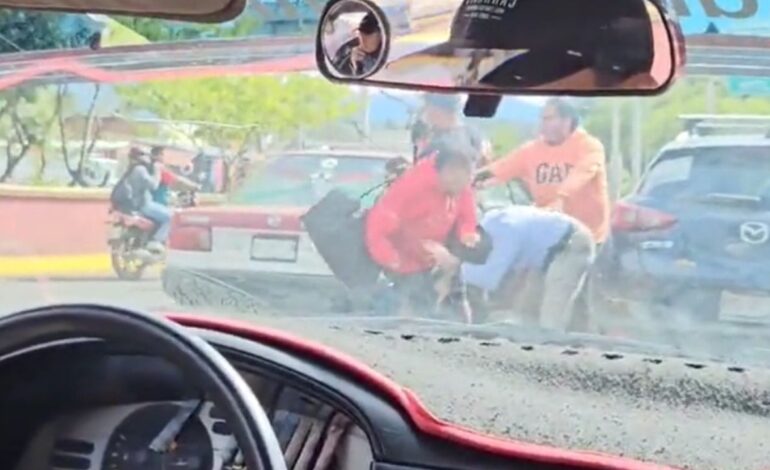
(107, 190, 197, 280)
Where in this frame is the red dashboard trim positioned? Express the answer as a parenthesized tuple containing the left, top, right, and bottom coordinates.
(0, 54, 316, 91)
(167, 313, 676, 470)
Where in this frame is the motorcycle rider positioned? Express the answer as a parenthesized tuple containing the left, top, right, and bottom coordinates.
(149, 146, 200, 206)
(122, 147, 169, 253)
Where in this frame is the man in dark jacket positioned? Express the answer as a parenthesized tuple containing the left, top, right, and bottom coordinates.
(332, 13, 383, 76)
(415, 93, 491, 166)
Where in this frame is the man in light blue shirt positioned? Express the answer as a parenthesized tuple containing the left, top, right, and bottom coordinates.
(461, 206, 595, 330)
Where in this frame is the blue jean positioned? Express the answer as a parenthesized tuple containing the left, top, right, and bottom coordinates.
(140, 201, 171, 242)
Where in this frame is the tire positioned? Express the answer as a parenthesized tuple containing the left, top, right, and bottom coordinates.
(110, 230, 146, 281)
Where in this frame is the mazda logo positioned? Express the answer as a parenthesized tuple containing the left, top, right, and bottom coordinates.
(739, 221, 770, 245)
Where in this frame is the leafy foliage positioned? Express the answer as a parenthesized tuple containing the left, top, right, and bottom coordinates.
(0, 10, 99, 53)
(110, 15, 263, 43)
(0, 85, 61, 181)
(585, 77, 770, 168)
(117, 74, 359, 188)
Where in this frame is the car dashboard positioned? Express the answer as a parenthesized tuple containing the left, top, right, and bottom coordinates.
(0, 340, 373, 470)
(17, 401, 237, 470)
(16, 399, 371, 470)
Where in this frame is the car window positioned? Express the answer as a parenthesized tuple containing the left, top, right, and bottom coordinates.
(230, 154, 388, 206)
(639, 147, 770, 201)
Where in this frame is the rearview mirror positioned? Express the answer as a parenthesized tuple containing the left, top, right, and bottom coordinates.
(317, 0, 680, 95)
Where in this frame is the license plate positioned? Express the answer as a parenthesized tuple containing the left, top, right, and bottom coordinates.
(251, 236, 298, 262)
(721, 292, 770, 322)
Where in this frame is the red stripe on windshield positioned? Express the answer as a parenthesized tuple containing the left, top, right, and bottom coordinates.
(0, 54, 316, 91)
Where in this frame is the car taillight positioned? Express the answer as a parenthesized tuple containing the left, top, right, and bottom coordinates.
(612, 201, 677, 232)
(169, 225, 212, 251)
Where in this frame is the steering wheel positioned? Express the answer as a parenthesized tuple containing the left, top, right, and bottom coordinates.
(0, 304, 287, 470)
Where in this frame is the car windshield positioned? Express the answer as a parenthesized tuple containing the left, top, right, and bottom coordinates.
(230, 153, 390, 206)
(4, 3, 770, 470)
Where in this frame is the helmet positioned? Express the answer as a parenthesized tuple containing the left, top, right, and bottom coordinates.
(128, 147, 150, 165)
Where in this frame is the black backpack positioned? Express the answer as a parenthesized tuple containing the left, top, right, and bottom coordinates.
(110, 166, 138, 213)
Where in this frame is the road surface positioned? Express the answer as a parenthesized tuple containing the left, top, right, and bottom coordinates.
(3, 277, 770, 470)
(0, 277, 171, 313)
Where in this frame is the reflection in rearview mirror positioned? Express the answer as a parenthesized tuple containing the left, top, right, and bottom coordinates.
(320, 0, 390, 79)
(316, 0, 681, 94)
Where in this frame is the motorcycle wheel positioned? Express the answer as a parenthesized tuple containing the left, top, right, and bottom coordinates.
(110, 230, 147, 281)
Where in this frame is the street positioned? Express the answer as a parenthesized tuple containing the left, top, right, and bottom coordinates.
(0, 278, 172, 313)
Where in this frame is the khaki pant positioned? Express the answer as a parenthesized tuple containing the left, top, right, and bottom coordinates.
(493, 221, 595, 330)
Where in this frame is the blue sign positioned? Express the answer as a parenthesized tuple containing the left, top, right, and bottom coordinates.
(675, 0, 770, 36)
(726, 76, 770, 96)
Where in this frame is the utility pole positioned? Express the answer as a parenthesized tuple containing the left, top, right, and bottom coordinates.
(630, 97, 643, 187)
(706, 77, 717, 114)
(609, 99, 623, 201)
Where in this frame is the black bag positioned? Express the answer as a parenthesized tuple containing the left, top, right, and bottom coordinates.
(110, 168, 137, 213)
(301, 189, 382, 289)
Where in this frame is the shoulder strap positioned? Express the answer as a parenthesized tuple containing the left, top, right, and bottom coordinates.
(359, 180, 388, 200)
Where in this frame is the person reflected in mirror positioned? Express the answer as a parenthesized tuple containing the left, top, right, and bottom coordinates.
(414, 93, 492, 166)
(332, 12, 383, 76)
(365, 135, 479, 321)
(480, 97, 610, 245)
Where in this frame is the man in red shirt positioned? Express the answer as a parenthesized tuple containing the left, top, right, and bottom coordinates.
(150, 146, 200, 207)
(366, 135, 479, 318)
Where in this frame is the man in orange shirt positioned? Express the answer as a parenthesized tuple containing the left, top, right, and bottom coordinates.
(481, 98, 610, 244)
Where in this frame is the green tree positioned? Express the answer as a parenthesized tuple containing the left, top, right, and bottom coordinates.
(487, 123, 524, 158)
(584, 77, 770, 171)
(0, 85, 63, 182)
(54, 83, 106, 187)
(117, 74, 359, 189)
(0, 10, 98, 53)
(111, 15, 262, 43)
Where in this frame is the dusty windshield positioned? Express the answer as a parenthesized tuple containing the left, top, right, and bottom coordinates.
(3, 3, 770, 470)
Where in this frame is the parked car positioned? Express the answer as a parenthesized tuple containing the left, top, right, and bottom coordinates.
(162, 148, 402, 311)
(592, 115, 770, 330)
